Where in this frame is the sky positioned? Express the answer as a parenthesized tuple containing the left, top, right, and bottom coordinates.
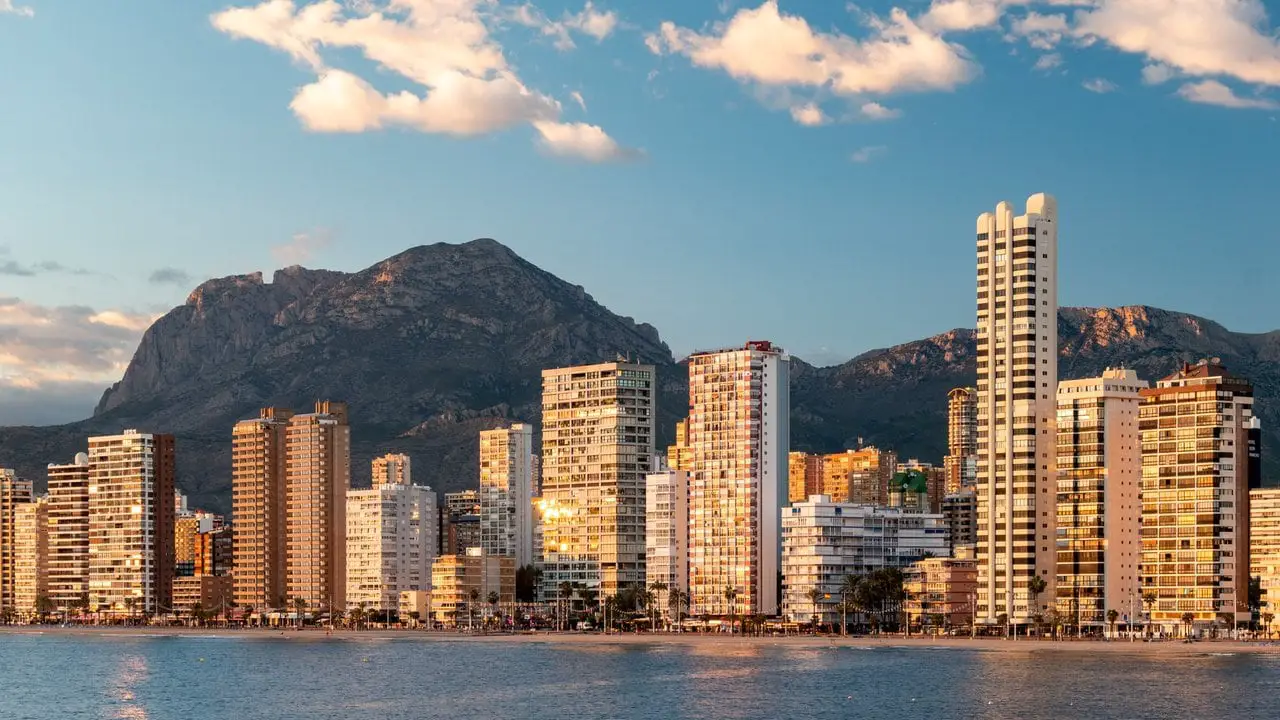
(1, 0, 1279, 425)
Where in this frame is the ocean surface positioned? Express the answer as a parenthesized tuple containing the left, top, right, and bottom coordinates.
(2, 634, 1278, 719)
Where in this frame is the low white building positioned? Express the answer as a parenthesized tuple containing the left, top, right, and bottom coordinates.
(782, 496, 949, 624)
(646, 467, 688, 617)
(345, 468, 438, 613)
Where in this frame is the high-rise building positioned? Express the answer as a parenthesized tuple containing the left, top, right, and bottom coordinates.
(14, 496, 49, 617)
(539, 362, 655, 599)
(787, 452, 823, 505)
(645, 466, 689, 613)
(781, 495, 949, 624)
(478, 424, 534, 567)
(194, 527, 233, 578)
(974, 193, 1059, 629)
(1250, 489, 1280, 623)
(0, 469, 33, 613)
(945, 387, 979, 493)
(820, 447, 897, 506)
(666, 420, 693, 472)
(686, 341, 789, 617)
(430, 548, 516, 625)
(232, 407, 293, 613)
(47, 454, 90, 612)
(942, 490, 978, 552)
(87, 430, 176, 616)
(371, 453, 411, 486)
(444, 490, 481, 555)
(284, 401, 350, 614)
(175, 515, 201, 577)
(345, 466, 437, 612)
(1140, 360, 1261, 632)
(1055, 369, 1147, 631)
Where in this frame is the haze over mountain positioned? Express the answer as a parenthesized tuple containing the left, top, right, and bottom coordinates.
(1, 240, 1276, 514)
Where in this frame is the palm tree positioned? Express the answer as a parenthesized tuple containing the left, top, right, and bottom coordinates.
(650, 581, 669, 629)
(1143, 592, 1157, 638)
(1106, 608, 1120, 640)
(667, 589, 689, 630)
(191, 602, 205, 627)
(723, 586, 738, 635)
(997, 613, 1009, 639)
(558, 581, 574, 631)
(1027, 575, 1047, 637)
(293, 597, 307, 629)
(1263, 612, 1275, 640)
(487, 591, 500, 629)
(841, 575, 862, 636)
(805, 587, 823, 631)
(468, 588, 481, 630)
(241, 604, 254, 627)
(1182, 612, 1196, 639)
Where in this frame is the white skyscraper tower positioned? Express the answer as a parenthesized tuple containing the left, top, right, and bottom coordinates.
(974, 193, 1058, 629)
(479, 424, 534, 568)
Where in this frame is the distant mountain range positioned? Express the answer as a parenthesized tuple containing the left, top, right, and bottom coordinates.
(1, 240, 1276, 513)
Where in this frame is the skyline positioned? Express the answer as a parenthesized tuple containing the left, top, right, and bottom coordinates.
(3, 0, 1280, 426)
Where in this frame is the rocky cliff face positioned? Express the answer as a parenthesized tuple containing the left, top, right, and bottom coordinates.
(1, 241, 1277, 513)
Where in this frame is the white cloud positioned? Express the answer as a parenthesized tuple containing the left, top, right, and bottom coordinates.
(919, 0, 1006, 33)
(532, 121, 642, 162)
(646, 1, 978, 116)
(510, 1, 618, 51)
(860, 101, 903, 119)
(1033, 52, 1063, 70)
(1082, 77, 1117, 92)
(0, 297, 154, 394)
(1010, 11, 1068, 49)
(213, 0, 631, 161)
(1176, 79, 1278, 109)
(850, 145, 888, 162)
(570, 90, 587, 111)
(1076, 0, 1280, 87)
(271, 228, 334, 266)
(789, 103, 828, 126)
(0, 0, 34, 17)
(1141, 62, 1177, 85)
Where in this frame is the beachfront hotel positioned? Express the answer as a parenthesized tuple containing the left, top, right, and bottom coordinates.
(1055, 369, 1147, 631)
(87, 430, 176, 616)
(539, 361, 655, 599)
(284, 401, 351, 615)
(345, 460, 437, 612)
(46, 454, 90, 612)
(231, 407, 293, 612)
(686, 341, 789, 617)
(1140, 360, 1261, 633)
(478, 425, 534, 567)
(0, 468, 33, 613)
(974, 193, 1059, 629)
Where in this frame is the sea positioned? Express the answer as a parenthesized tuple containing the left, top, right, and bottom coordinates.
(2, 634, 1278, 719)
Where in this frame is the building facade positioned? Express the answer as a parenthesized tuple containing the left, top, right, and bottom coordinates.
(345, 474, 438, 612)
(46, 454, 90, 612)
(686, 342, 789, 617)
(430, 548, 516, 625)
(478, 424, 534, 567)
(1140, 360, 1261, 632)
(781, 496, 949, 624)
(974, 193, 1059, 628)
(942, 490, 978, 552)
(539, 362, 655, 599)
(788, 452, 823, 505)
(232, 407, 292, 612)
(444, 490, 481, 555)
(0, 469, 33, 613)
(284, 401, 350, 614)
(14, 496, 50, 617)
(645, 467, 689, 611)
(371, 453, 411, 486)
(87, 430, 176, 616)
(820, 447, 897, 506)
(945, 387, 979, 494)
(171, 575, 232, 615)
(1055, 369, 1147, 630)
(1251, 489, 1280, 624)
(904, 557, 978, 632)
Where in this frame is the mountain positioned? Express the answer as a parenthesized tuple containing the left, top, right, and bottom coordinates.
(1, 242, 1277, 513)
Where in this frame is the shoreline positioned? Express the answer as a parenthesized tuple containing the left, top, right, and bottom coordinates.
(5, 626, 1280, 654)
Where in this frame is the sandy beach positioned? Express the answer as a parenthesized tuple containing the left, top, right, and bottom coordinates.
(5, 626, 1279, 654)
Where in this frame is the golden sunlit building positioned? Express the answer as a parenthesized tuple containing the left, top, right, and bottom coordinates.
(479, 425, 534, 567)
(430, 548, 515, 625)
(1250, 489, 1280, 626)
(904, 557, 978, 632)
(820, 447, 897, 505)
(14, 496, 49, 618)
(944, 387, 978, 494)
(284, 401, 350, 615)
(0, 469, 33, 613)
(232, 407, 293, 612)
(46, 455, 90, 613)
(788, 452, 822, 505)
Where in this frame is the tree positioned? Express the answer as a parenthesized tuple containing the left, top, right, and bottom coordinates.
(241, 604, 254, 627)
(1263, 612, 1275, 639)
(667, 589, 689, 630)
(650, 581, 669, 629)
(1182, 612, 1196, 638)
(1028, 575, 1047, 637)
(293, 597, 307, 629)
(805, 587, 823, 631)
(558, 581, 575, 631)
(723, 587, 738, 635)
(1106, 608, 1120, 640)
(515, 564, 543, 604)
(841, 574, 862, 636)
(997, 613, 1009, 639)
(35, 595, 55, 622)
(487, 591, 501, 629)
(192, 602, 206, 627)
(469, 588, 481, 631)
(1142, 592, 1157, 639)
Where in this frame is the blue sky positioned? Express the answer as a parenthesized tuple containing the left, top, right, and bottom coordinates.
(2, 0, 1279, 424)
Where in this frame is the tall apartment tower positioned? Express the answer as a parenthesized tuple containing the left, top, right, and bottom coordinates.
(46, 454, 90, 612)
(944, 387, 978, 493)
(232, 407, 293, 612)
(285, 401, 350, 613)
(645, 466, 689, 608)
(14, 496, 50, 616)
(787, 452, 823, 505)
(345, 462, 437, 612)
(539, 362, 655, 599)
(974, 193, 1058, 628)
(1250, 489, 1280, 620)
(1055, 369, 1147, 630)
(372, 453, 411, 486)
(821, 447, 897, 505)
(1140, 360, 1261, 632)
(479, 424, 534, 567)
(686, 341, 790, 617)
(0, 469, 34, 613)
(87, 431, 176, 616)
